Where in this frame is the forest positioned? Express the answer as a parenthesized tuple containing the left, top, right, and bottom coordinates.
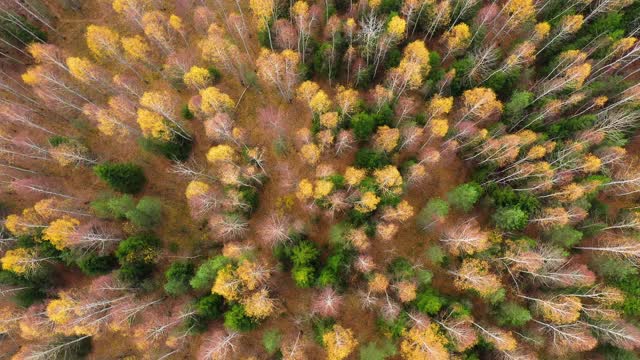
(0, 0, 640, 358)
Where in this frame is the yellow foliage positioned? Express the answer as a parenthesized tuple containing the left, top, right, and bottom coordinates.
(462, 87, 503, 118)
(121, 35, 150, 61)
(400, 324, 450, 360)
(309, 90, 332, 114)
(200, 87, 235, 115)
(453, 258, 502, 298)
(336, 87, 359, 114)
(46, 295, 76, 325)
(296, 81, 320, 103)
(538, 296, 582, 324)
(249, 0, 275, 29)
(300, 143, 321, 165)
(137, 108, 171, 140)
(86, 25, 120, 60)
(168, 14, 183, 31)
(292, 1, 309, 17)
(430, 118, 449, 138)
(612, 37, 637, 56)
(21, 67, 39, 85)
(505, 0, 535, 25)
(206, 144, 236, 163)
(185, 180, 210, 199)
(444, 23, 471, 53)
(387, 16, 406, 40)
(427, 95, 453, 117)
(373, 165, 403, 191)
(212, 264, 240, 301)
(320, 112, 339, 128)
(183, 66, 210, 89)
(533, 22, 551, 42)
(1, 248, 33, 274)
(43, 216, 79, 250)
(396, 281, 417, 302)
(344, 167, 366, 186)
(561, 15, 584, 34)
(526, 145, 546, 160)
(356, 192, 381, 213)
(374, 126, 400, 153)
(582, 154, 601, 173)
(314, 179, 334, 199)
(296, 179, 314, 200)
(242, 289, 276, 319)
(66, 57, 97, 83)
(565, 63, 591, 89)
(322, 325, 358, 360)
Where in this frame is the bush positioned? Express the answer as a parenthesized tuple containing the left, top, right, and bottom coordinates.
(125, 197, 162, 228)
(195, 294, 224, 320)
(415, 288, 445, 315)
(0, 13, 47, 45)
(447, 183, 482, 212)
(164, 261, 195, 296)
(224, 304, 257, 332)
(208, 66, 222, 82)
(493, 207, 528, 231)
(91, 194, 135, 219)
(262, 329, 282, 355)
(139, 135, 193, 161)
(181, 105, 194, 120)
(291, 240, 320, 267)
(94, 162, 146, 194)
(496, 302, 531, 327)
(292, 265, 316, 288)
(417, 198, 449, 229)
(77, 254, 118, 276)
(190, 256, 232, 290)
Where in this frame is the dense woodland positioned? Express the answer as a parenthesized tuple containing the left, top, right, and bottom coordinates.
(0, 0, 640, 358)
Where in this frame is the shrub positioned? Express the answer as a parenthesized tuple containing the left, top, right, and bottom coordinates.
(139, 136, 193, 161)
(190, 256, 232, 290)
(181, 104, 194, 119)
(447, 182, 482, 212)
(125, 197, 162, 228)
(164, 261, 195, 296)
(496, 302, 531, 327)
(388, 257, 414, 280)
(94, 162, 146, 194)
(262, 329, 282, 355)
(417, 198, 449, 229)
(208, 66, 222, 82)
(493, 207, 528, 231)
(0, 13, 47, 45)
(291, 240, 320, 267)
(414, 288, 445, 315)
(292, 266, 316, 288)
(224, 304, 257, 332)
(91, 194, 135, 219)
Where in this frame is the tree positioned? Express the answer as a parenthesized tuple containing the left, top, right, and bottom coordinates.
(125, 197, 162, 228)
(447, 183, 482, 212)
(496, 302, 531, 327)
(164, 261, 194, 296)
(256, 48, 301, 101)
(400, 324, 450, 360)
(94, 162, 146, 194)
(224, 303, 257, 332)
(190, 256, 231, 290)
(451, 258, 503, 299)
(443, 23, 471, 59)
(493, 207, 528, 231)
(323, 324, 358, 360)
(200, 86, 235, 115)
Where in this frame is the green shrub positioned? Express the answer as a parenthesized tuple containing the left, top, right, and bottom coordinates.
(224, 304, 257, 332)
(292, 265, 316, 288)
(94, 162, 146, 194)
(388, 257, 414, 280)
(262, 329, 282, 355)
(291, 240, 320, 267)
(359, 340, 397, 360)
(496, 302, 531, 327)
(181, 105, 194, 120)
(417, 198, 449, 229)
(426, 245, 447, 266)
(208, 66, 222, 82)
(139, 135, 193, 161)
(504, 91, 534, 123)
(164, 261, 195, 296)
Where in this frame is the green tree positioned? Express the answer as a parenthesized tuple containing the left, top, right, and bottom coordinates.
(351, 113, 377, 141)
(493, 207, 528, 231)
(94, 162, 146, 194)
(224, 303, 257, 332)
(164, 261, 195, 296)
(447, 183, 482, 212)
(496, 302, 531, 327)
(91, 194, 135, 219)
(414, 287, 445, 315)
(125, 197, 162, 228)
(190, 256, 232, 290)
(417, 198, 449, 229)
(262, 329, 282, 355)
